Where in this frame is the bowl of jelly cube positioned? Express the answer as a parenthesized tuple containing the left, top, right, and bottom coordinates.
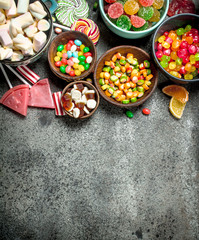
(99, 0, 169, 39)
(48, 31, 97, 82)
(0, 0, 53, 66)
(93, 45, 158, 108)
(152, 13, 199, 83)
(61, 80, 100, 119)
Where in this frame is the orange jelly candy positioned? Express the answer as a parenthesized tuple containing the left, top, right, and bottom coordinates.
(172, 40, 181, 49)
(185, 62, 192, 72)
(170, 51, 178, 60)
(168, 31, 177, 41)
(186, 36, 193, 44)
(124, 0, 139, 15)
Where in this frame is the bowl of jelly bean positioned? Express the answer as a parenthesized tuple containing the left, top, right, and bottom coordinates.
(61, 81, 100, 119)
(152, 13, 199, 83)
(94, 45, 158, 108)
(48, 31, 97, 82)
(99, 0, 169, 39)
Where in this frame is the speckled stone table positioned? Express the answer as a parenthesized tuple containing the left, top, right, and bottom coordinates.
(0, 1, 199, 240)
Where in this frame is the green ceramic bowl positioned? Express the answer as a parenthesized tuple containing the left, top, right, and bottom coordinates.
(99, 0, 169, 39)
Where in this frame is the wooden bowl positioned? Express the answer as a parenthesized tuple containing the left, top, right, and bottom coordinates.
(48, 31, 97, 82)
(94, 45, 158, 108)
(61, 80, 100, 119)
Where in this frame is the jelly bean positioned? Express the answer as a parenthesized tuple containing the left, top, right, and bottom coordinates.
(195, 61, 199, 68)
(57, 52, 62, 57)
(73, 63, 79, 69)
(162, 55, 170, 62)
(131, 97, 137, 103)
(86, 56, 93, 64)
(60, 65, 66, 73)
(193, 35, 199, 43)
(69, 70, 75, 77)
(190, 66, 196, 73)
(80, 44, 85, 52)
(142, 108, 150, 115)
(62, 50, 67, 54)
(84, 52, 92, 58)
(186, 36, 193, 44)
(67, 60, 74, 66)
(55, 61, 62, 67)
(65, 66, 71, 73)
(168, 31, 177, 41)
(79, 61, 86, 67)
(54, 56, 60, 62)
(68, 40, 74, 45)
(163, 31, 169, 37)
(83, 47, 90, 53)
(75, 70, 81, 76)
(74, 39, 82, 46)
(78, 55, 86, 62)
(62, 52, 68, 58)
(66, 43, 72, 51)
(57, 45, 64, 52)
(54, 27, 62, 34)
(126, 110, 134, 118)
(84, 63, 90, 70)
(73, 58, 79, 63)
(72, 51, 78, 58)
(67, 51, 72, 58)
(78, 65, 85, 72)
(170, 71, 178, 77)
(172, 40, 181, 49)
(61, 58, 67, 65)
(71, 45, 77, 52)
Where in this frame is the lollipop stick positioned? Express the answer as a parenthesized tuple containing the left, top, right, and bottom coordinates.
(53, 22, 70, 31)
(5, 65, 31, 88)
(0, 63, 13, 89)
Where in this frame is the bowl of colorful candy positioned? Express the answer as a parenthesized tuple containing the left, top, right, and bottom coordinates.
(61, 80, 100, 119)
(152, 13, 199, 83)
(0, 0, 53, 66)
(94, 45, 158, 108)
(48, 31, 97, 82)
(99, 0, 169, 39)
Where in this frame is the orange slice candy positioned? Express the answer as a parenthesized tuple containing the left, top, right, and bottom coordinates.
(162, 85, 189, 103)
(169, 97, 186, 119)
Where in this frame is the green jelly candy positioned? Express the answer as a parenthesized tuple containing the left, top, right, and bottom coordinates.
(79, 61, 86, 66)
(78, 55, 86, 61)
(57, 45, 64, 52)
(116, 15, 132, 31)
(120, 59, 126, 65)
(176, 28, 185, 36)
(131, 97, 137, 102)
(192, 70, 198, 78)
(93, 1, 98, 10)
(137, 86, 144, 92)
(110, 69, 115, 75)
(147, 69, 151, 75)
(144, 60, 150, 68)
(162, 55, 170, 62)
(103, 66, 111, 72)
(60, 65, 66, 73)
(160, 60, 168, 68)
(175, 57, 182, 65)
(132, 87, 137, 92)
(122, 99, 130, 104)
(126, 110, 134, 118)
(84, 63, 90, 70)
(138, 6, 154, 21)
(99, 78, 105, 85)
(185, 25, 192, 32)
(195, 53, 199, 61)
(132, 22, 149, 31)
(83, 47, 90, 53)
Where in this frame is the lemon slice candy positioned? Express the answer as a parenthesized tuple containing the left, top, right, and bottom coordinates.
(169, 97, 186, 119)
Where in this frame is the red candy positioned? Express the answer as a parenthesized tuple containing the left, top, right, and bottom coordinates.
(131, 15, 146, 28)
(108, 2, 123, 19)
(105, 0, 116, 3)
(61, 58, 67, 65)
(55, 61, 62, 67)
(168, 0, 195, 16)
(142, 108, 151, 115)
(139, 0, 154, 7)
(84, 52, 92, 58)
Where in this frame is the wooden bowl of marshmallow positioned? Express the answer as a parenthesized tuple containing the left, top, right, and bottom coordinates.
(0, 0, 53, 66)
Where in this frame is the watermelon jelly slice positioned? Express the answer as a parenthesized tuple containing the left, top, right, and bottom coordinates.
(0, 84, 29, 116)
(28, 78, 55, 109)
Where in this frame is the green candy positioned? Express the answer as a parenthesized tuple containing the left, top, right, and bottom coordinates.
(131, 97, 137, 102)
(78, 55, 86, 61)
(60, 65, 66, 73)
(84, 63, 90, 70)
(57, 45, 64, 52)
(79, 61, 86, 66)
(132, 22, 149, 31)
(161, 55, 170, 62)
(176, 28, 185, 36)
(116, 15, 132, 31)
(138, 7, 154, 21)
(195, 53, 199, 61)
(99, 79, 105, 85)
(83, 47, 90, 53)
(160, 60, 168, 68)
(175, 57, 182, 65)
(122, 99, 130, 104)
(126, 110, 134, 118)
(185, 25, 192, 32)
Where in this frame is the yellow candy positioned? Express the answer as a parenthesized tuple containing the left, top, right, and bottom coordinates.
(75, 70, 81, 76)
(78, 51, 83, 56)
(170, 71, 178, 77)
(169, 62, 176, 70)
(62, 49, 67, 53)
(190, 66, 196, 72)
(190, 55, 196, 64)
(162, 41, 170, 49)
(158, 35, 165, 43)
(78, 65, 85, 72)
(80, 44, 85, 52)
(57, 52, 62, 57)
(73, 63, 79, 69)
(184, 73, 193, 80)
(54, 56, 60, 62)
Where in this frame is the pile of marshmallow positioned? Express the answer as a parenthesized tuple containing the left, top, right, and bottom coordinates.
(0, 0, 50, 61)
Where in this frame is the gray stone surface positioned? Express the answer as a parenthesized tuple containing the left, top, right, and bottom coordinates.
(0, 1, 199, 240)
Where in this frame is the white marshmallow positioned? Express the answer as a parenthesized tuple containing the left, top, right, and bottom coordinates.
(0, 0, 11, 10)
(24, 24, 38, 38)
(0, 47, 13, 60)
(9, 19, 23, 38)
(17, 0, 29, 14)
(33, 31, 46, 52)
(13, 12, 34, 29)
(83, 106, 90, 115)
(0, 19, 10, 32)
(71, 89, 81, 101)
(11, 51, 23, 61)
(5, 0, 17, 18)
(87, 99, 97, 109)
(22, 47, 34, 56)
(13, 34, 32, 51)
(29, 1, 47, 20)
(37, 19, 50, 31)
(82, 87, 88, 95)
(0, 29, 12, 47)
(72, 108, 80, 118)
(0, 10, 6, 25)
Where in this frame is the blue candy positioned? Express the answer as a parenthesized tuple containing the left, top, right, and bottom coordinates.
(72, 51, 78, 58)
(67, 51, 72, 58)
(74, 39, 82, 46)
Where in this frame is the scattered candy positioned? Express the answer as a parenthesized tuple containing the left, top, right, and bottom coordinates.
(126, 110, 134, 118)
(93, 1, 98, 10)
(142, 108, 150, 115)
(155, 24, 199, 80)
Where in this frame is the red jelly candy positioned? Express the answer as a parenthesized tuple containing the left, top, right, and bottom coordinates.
(69, 70, 75, 76)
(130, 15, 146, 28)
(168, 0, 195, 16)
(55, 61, 62, 67)
(108, 2, 123, 19)
(105, 0, 116, 3)
(142, 108, 151, 115)
(139, 0, 154, 7)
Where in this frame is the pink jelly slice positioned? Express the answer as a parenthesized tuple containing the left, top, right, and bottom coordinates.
(28, 78, 55, 109)
(108, 2, 123, 19)
(139, 0, 154, 7)
(131, 15, 146, 28)
(0, 84, 29, 116)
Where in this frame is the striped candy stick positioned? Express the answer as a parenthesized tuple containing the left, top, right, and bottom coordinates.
(52, 91, 66, 116)
(16, 65, 40, 84)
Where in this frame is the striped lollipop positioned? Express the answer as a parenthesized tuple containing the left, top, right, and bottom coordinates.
(55, 0, 89, 27)
(70, 18, 100, 45)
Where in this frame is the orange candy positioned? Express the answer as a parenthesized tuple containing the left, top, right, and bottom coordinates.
(168, 31, 177, 41)
(172, 40, 181, 49)
(185, 62, 192, 72)
(124, 0, 139, 15)
(186, 36, 193, 44)
(170, 51, 178, 60)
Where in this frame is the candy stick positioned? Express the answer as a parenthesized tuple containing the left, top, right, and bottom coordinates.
(53, 22, 70, 31)
(5, 65, 31, 88)
(52, 91, 66, 116)
(16, 65, 40, 84)
(0, 63, 13, 88)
